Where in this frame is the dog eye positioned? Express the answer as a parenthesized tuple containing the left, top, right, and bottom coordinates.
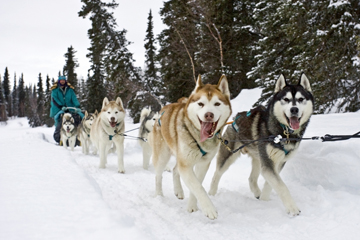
(198, 102, 204, 107)
(214, 102, 220, 106)
(107, 112, 110, 114)
(115, 111, 118, 114)
(298, 98, 304, 103)
(283, 98, 290, 103)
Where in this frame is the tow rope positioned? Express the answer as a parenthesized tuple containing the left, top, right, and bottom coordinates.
(217, 131, 360, 154)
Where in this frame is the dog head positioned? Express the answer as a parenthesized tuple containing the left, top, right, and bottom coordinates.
(140, 107, 160, 132)
(83, 110, 98, 129)
(101, 97, 125, 128)
(273, 73, 314, 131)
(186, 75, 232, 142)
(62, 113, 75, 133)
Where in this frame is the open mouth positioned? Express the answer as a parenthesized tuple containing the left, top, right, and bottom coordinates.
(285, 115, 301, 130)
(199, 118, 218, 142)
(109, 121, 117, 128)
(66, 128, 70, 133)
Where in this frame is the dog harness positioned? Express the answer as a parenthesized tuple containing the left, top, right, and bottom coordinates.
(232, 110, 251, 133)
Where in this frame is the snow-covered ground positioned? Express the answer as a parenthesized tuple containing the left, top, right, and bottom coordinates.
(1, 88, 360, 240)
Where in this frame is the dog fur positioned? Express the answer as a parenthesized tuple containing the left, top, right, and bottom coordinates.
(209, 73, 314, 216)
(60, 113, 78, 151)
(138, 107, 160, 170)
(79, 110, 98, 155)
(148, 75, 232, 220)
(90, 97, 126, 173)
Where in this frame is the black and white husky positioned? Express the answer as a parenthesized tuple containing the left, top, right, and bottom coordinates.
(138, 107, 159, 170)
(60, 113, 78, 151)
(79, 110, 98, 155)
(209, 73, 314, 216)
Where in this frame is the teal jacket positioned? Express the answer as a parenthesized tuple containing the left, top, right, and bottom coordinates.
(50, 83, 80, 118)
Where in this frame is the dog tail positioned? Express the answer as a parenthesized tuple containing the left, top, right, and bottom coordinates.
(140, 107, 151, 123)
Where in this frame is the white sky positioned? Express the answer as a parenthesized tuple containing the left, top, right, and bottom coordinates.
(0, 0, 165, 86)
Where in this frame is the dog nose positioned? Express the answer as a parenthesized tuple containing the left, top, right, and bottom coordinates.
(290, 107, 299, 115)
(111, 117, 115, 122)
(204, 112, 214, 121)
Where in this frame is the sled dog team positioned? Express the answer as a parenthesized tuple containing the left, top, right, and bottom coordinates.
(59, 73, 314, 220)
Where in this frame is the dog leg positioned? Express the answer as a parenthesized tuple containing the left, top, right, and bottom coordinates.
(154, 146, 171, 196)
(178, 161, 218, 220)
(261, 167, 300, 216)
(114, 138, 125, 173)
(173, 163, 184, 199)
(187, 160, 212, 214)
(209, 150, 240, 196)
(142, 143, 152, 170)
(99, 143, 107, 169)
(249, 156, 262, 199)
(69, 137, 75, 151)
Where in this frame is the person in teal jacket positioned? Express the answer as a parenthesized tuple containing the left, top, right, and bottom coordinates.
(50, 76, 84, 143)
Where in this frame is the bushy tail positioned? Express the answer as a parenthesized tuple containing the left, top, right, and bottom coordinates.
(140, 107, 151, 123)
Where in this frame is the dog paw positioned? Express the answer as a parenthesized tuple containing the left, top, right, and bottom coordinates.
(187, 204, 198, 213)
(99, 164, 105, 169)
(203, 208, 218, 220)
(208, 187, 217, 196)
(174, 190, 184, 200)
(118, 170, 125, 174)
(286, 206, 301, 216)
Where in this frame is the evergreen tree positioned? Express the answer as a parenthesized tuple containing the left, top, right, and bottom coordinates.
(63, 45, 79, 89)
(79, 0, 142, 114)
(250, 0, 360, 113)
(24, 85, 32, 118)
(129, 9, 163, 123)
(18, 74, 26, 117)
(12, 74, 18, 117)
(3, 67, 11, 117)
(44, 75, 54, 126)
(0, 76, 7, 122)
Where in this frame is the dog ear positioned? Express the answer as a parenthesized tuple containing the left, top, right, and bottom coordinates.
(84, 111, 88, 118)
(149, 106, 151, 112)
(71, 117, 74, 123)
(217, 74, 230, 99)
(102, 97, 110, 109)
(94, 109, 98, 116)
(116, 97, 124, 108)
(275, 74, 287, 93)
(298, 73, 312, 92)
(195, 74, 204, 91)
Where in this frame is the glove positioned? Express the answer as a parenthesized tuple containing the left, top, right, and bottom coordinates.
(76, 108, 82, 114)
(62, 107, 67, 111)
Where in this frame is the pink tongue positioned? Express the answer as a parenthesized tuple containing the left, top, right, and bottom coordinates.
(289, 117, 300, 130)
(110, 122, 116, 128)
(200, 122, 213, 142)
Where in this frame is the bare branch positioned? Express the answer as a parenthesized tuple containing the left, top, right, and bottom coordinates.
(206, 22, 224, 73)
(174, 27, 196, 83)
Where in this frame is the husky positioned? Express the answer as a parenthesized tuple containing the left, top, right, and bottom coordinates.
(148, 75, 232, 220)
(209, 73, 314, 216)
(138, 107, 160, 170)
(79, 110, 98, 155)
(90, 97, 126, 173)
(60, 113, 78, 151)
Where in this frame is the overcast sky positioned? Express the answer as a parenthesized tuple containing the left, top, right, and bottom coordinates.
(0, 0, 165, 86)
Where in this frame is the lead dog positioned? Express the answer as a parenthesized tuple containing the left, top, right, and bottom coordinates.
(90, 97, 126, 173)
(209, 73, 314, 216)
(138, 107, 159, 170)
(149, 75, 232, 220)
(79, 110, 98, 155)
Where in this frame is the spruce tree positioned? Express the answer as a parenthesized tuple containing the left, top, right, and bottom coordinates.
(129, 9, 162, 123)
(44, 75, 54, 126)
(18, 74, 26, 117)
(3, 67, 11, 117)
(0, 76, 7, 122)
(12, 74, 18, 117)
(63, 45, 79, 89)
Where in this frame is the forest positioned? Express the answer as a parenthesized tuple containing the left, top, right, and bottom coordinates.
(0, 0, 359, 126)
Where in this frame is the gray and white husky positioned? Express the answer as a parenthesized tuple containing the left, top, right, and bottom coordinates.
(90, 97, 126, 173)
(60, 113, 78, 151)
(209, 73, 314, 216)
(79, 110, 98, 155)
(138, 107, 159, 170)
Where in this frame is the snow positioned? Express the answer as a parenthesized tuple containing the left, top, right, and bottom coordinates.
(1, 88, 360, 240)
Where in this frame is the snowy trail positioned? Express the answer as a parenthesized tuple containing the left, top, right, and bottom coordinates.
(1, 89, 360, 239)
